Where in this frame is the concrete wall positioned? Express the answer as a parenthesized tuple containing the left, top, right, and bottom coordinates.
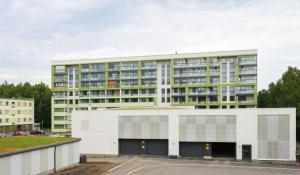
(72, 108, 296, 161)
(0, 141, 80, 175)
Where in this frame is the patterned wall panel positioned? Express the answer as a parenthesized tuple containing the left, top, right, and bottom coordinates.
(258, 115, 290, 160)
(0, 141, 80, 175)
(179, 115, 236, 142)
(118, 116, 168, 139)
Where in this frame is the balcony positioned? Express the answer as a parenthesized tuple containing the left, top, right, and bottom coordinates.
(210, 62, 220, 67)
(141, 66, 156, 70)
(81, 69, 89, 73)
(121, 75, 138, 80)
(240, 79, 256, 83)
(210, 71, 220, 76)
(174, 72, 206, 77)
(54, 70, 66, 75)
(90, 77, 105, 81)
(189, 91, 206, 95)
(172, 92, 185, 96)
(108, 67, 120, 71)
(121, 66, 138, 71)
(239, 60, 257, 65)
(236, 90, 254, 94)
(207, 91, 218, 95)
(239, 69, 256, 75)
(54, 79, 66, 83)
(108, 76, 120, 80)
(238, 100, 254, 104)
(174, 63, 206, 68)
(90, 68, 105, 72)
(141, 75, 156, 79)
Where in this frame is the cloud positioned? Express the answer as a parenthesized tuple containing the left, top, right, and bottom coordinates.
(0, 0, 299, 89)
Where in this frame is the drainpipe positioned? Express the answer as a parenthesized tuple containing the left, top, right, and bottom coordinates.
(54, 146, 57, 173)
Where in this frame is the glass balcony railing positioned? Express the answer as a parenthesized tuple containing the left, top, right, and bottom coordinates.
(239, 69, 256, 75)
(141, 65, 156, 69)
(121, 66, 138, 70)
(239, 60, 257, 65)
(174, 63, 206, 68)
(236, 90, 254, 94)
(54, 70, 66, 74)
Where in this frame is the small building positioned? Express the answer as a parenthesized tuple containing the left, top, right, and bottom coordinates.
(0, 98, 34, 133)
(72, 108, 296, 161)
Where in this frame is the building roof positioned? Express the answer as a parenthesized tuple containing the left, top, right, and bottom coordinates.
(52, 49, 257, 65)
(0, 98, 34, 102)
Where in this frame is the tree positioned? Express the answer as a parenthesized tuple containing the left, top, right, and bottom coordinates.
(0, 82, 51, 129)
(258, 66, 300, 141)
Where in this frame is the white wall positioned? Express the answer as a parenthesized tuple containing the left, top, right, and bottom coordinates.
(168, 114, 179, 156)
(72, 108, 296, 161)
(72, 110, 119, 155)
(0, 141, 79, 175)
(236, 109, 258, 160)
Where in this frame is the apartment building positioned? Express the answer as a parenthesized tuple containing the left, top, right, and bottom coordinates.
(52, 49, 257, 132)
(0, 98, 34, 133)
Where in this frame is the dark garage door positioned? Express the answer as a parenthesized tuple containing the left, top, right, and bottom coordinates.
(146, 139, 168, 155)
(119, 139, 140, 155)
(211, 142, 236, 158)
(119, 139, 168, 156)
(180, 142, 205, 157)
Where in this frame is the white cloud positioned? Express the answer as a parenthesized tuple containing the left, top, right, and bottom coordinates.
(0, 0, 299, 89)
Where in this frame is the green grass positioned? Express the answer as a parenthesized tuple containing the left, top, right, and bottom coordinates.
(0, 136, 75, 153)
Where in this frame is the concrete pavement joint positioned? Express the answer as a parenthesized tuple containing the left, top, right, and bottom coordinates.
(108, 157, 137, 172)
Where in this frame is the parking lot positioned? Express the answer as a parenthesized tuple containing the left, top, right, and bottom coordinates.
(90, 156, 300, 175)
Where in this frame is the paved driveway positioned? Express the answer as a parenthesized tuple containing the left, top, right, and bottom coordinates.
(91, 156, 300, 175)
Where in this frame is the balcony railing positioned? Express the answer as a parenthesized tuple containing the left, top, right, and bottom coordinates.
(239, 60, 257, 65)
(236, 90, 254, 94)
(239, 70, 256, 75)
(174, 63, 206, 68)
(210, 71, 220, 76)
(207, 91, 218, 95)
(210, 62, 220, 67)
(141, 66, 156, 70)
(189, 92, 206, 95)
(54, 70, 66, 74)
(121, 66, 138, 70)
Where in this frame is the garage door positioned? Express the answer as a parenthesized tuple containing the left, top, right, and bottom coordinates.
(119, 139, 168, 156)
(119, 139, 140, 155)
(179, 142, 205, 157)
(146, 139, 168, 155)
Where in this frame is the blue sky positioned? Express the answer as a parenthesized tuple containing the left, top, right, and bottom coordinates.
(0, 0, 299, 89)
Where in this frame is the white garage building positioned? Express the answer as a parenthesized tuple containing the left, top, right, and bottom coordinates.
(72, 108, 296, 161)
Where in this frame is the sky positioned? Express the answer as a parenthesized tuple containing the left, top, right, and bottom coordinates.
(0, 0, 299, 90)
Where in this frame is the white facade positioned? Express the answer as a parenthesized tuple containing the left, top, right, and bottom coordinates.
(0, 98, 34, 132)
(72, 108, 296, 161)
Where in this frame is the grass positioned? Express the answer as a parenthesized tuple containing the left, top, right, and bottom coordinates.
(0, 136, 76, 154)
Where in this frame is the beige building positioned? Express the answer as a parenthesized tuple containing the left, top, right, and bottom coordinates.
(0, 98, 34, 133)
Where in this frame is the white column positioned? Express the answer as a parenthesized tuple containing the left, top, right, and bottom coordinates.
(236, 109, 258, 160)
(168, 114, 179, 156)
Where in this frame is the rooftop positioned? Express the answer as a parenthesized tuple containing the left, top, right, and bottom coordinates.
(0, 136, 79, 155)
(52, 49, 257, 65)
